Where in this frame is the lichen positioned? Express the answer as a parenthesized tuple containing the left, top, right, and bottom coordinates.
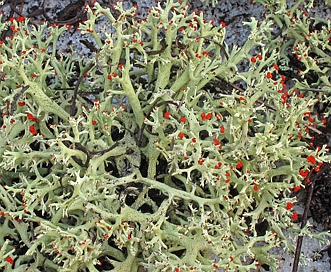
(0, 0, 330, 271)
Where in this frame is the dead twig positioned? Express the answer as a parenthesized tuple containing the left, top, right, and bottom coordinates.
(146, 39, 168, 56)
(10, 85, 30, 116)
(70, 62, 95, 116)
(73, 141, 120, 168)
(216, 75, 244, 92)
(42, 0, 87, 26)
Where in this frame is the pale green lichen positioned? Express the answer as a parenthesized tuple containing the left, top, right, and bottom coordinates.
(0, 0, 331, 271)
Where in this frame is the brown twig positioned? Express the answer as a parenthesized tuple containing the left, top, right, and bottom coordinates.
(216, 75, 245, 92)
(146, 39, 168, 56)
(73, 141, 120, 168)
(42, 0, 87, 26)
(10, 85, 30, 116)
(201, 36, 229, 60)
(8, 0, 25, 18)
(70, 62, 95, 116)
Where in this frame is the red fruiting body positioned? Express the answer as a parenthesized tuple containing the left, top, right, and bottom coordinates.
(6, 256, 14, 265)
(306, 155, 316, 164)
(236, 161, 243, 169)
(286, 202, 294, 210)
(198, 158, 203, 165)
(293, 185, 301, 192)
(29, 125, 37, 135)
(299, 169, 309, 178)
(291, 212, 298, 220)
(179, 116, 186, 123)
(27, 113, 37, 123)
(213, 138, 220, 146)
